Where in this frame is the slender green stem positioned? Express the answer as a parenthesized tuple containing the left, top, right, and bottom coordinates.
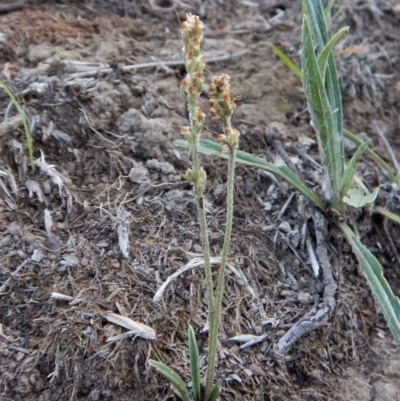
(194, 163, 215, 315)
(187, 98, 215, 359)
(205, 134, 237, 400)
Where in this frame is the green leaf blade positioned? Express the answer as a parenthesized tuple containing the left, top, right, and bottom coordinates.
(301, 15, 343, 208)
(304, 0, 344, 173)
(340, 223, 400, 343)
(343, 187, 379, 208)
(149, 360, 191, 401)
(188, 326, 201, 401)
(208, 384, 220, 401)
(375, 206, 400, 225)
(317, 26, 349, 81)
(343, 129, 396, 182)
(341, 139, 370, 197)
(174, 139, 326, 211)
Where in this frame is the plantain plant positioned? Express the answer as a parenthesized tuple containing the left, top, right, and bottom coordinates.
(150, 13, 240, 400)
(176, 0, 400, 344)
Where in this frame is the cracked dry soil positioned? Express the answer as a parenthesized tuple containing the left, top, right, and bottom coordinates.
(1, 1, 400, 400)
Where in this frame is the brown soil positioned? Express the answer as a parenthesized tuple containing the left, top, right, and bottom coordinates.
(1, 1, 400, 400)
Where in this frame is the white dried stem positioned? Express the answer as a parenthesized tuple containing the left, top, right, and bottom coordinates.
(0, 259, 29, 293)
(104, 312, 156, 340)
(152, 256, 222, 303)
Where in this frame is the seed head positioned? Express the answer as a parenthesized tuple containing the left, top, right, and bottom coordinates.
(208, 74, 236, 123)
(218, 128, 240, 148)
(194, 107, 205, 124)
(181, 14, 204, 56)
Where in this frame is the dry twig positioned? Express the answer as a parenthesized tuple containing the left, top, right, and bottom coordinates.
(65, 50, 250, 80)
(0, 259, 29, 293)
(274, 211, 337, 353)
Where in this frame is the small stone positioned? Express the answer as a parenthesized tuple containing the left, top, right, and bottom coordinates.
(44, 236, 62, 252)
(310, 369, 324, 380)
(298, 291, 313, 304)
(146, 159, 175, 175)
(249, 306, 259, 314)
(28, 44, 55, 64)
(15, 352, 25, 362)
(264, 202, 272, 211)
(332, 352, 344, 360)
(88, 389, 100, 401)
(128, 162, 149, 184)
(279, 221, 291, 233)
(31, 249, 44, 262)
(193, 244, 202, 253)
(62, 254, 79, 267)
(280, 289, 295, 297)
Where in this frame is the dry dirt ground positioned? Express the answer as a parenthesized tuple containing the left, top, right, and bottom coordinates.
(1, 1, 400, 400)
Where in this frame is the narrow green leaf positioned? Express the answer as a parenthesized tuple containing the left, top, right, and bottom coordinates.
(302, 15, 343, 209)
(268, 164, 327, 211)
(330, 6, 345, 24)
(375, 206, 400, 225)
(302, 1, 307, 16)
(340, 223, 400, 343)
(343, 187, 379, 208)
(188, 326, 201, 401)
(149, 360, 191, 401)
(343, 129, 396, 182)
(341, 140, 371, 197)
(324, 0, 336, 19)
(0, 80, 35, 173)
(174, 139, 326, 212)
(317, 26, 349, 81)
(208, 384, 220, 401)
(304, 0, 344, 160)
(396, 171, 400, 186)
(258, 42, 302, 79)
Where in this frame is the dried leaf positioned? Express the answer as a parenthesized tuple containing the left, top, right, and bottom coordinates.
(105, 312, 156, 340)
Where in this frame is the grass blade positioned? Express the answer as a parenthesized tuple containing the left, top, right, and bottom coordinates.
(341, 139, 370, 197)
(340, 223, 400, 343)
(188, 326, 201, 401)
(174, 139, 326, 211)
(258, 42, 302, 79)
(148, 360, 191, 401)
(302, 15, 343, 209)
(0, 80, 35, 173)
